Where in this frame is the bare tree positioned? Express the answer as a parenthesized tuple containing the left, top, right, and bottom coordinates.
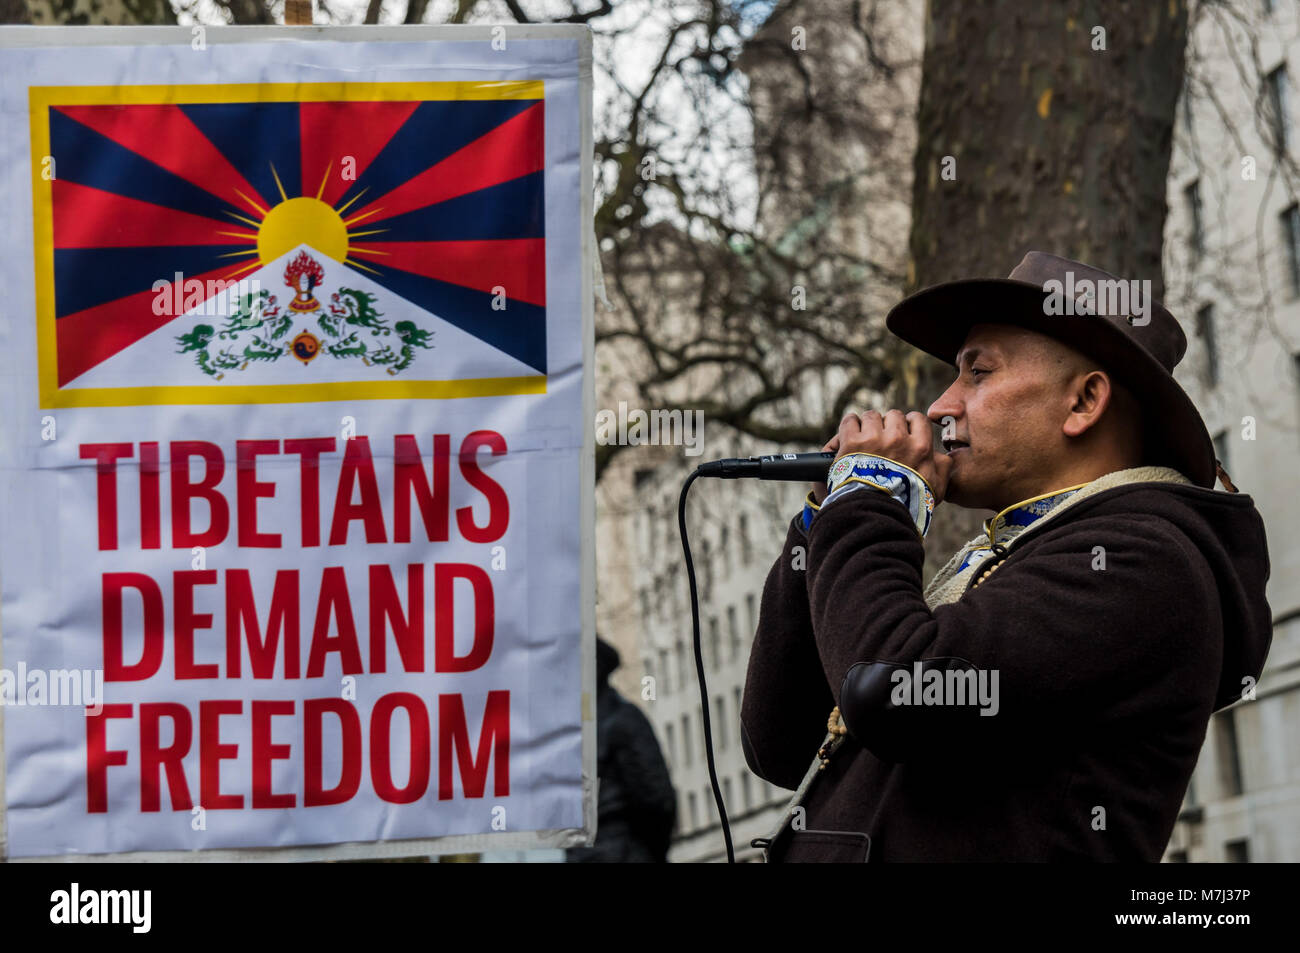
(589, 0, 917, 478)
(3, 0, 174, 23)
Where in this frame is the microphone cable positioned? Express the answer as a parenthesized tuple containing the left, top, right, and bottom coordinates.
(674, 450, 833, 862)
(676, 468, 735, 863)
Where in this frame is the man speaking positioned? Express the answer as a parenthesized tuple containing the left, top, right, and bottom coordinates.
(741, 251, 1273, 862)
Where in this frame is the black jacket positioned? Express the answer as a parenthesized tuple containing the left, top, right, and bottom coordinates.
(741, 481, 1272, 861)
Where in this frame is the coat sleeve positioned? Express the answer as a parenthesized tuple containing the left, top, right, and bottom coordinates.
(804, 487, 1222, 761)
(740, 510, 836, 789)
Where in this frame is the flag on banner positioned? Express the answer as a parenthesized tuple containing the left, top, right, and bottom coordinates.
(31, 82, 548, 407)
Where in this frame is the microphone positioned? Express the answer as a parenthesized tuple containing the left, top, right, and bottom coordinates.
(694, 451, 835, 482)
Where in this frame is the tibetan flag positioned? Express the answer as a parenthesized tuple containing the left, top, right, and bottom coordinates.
(30, 82, 547, 407)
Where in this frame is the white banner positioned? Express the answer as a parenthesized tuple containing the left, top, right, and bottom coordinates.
(0, 25, 595, 861)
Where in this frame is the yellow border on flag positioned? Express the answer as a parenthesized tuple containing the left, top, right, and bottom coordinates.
(28, 81, 547, 409)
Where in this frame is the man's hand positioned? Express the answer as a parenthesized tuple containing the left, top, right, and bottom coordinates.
(828, 410, 953, 504)
(810, 434, 840, 504)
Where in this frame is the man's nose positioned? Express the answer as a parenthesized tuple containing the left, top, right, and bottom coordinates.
(927, 382, 962, 427)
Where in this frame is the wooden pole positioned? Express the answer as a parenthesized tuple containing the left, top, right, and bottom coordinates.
(284, 0, 313, 25)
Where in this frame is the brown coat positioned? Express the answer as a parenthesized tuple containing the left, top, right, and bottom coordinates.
(741, 481, 1272, 861)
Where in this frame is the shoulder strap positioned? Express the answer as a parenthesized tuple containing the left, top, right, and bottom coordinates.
(750, 730, 836, 859)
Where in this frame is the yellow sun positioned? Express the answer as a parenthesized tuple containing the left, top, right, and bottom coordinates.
(217, 165, 387, 279)
(257, 197, 349, 264)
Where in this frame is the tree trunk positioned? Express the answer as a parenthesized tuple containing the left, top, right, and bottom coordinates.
(904, 0, 1189, 580)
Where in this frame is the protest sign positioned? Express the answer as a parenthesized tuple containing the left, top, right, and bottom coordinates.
(0, 24, 594, 860)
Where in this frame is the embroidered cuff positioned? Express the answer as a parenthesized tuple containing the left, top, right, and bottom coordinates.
(799, 490, 821, 532)
(820, 453, 935, 538)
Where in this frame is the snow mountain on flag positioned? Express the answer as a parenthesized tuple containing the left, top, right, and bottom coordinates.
(69, 243, 539, 390)
(36, 88, 548, 400)
(173, 249, 436, 381)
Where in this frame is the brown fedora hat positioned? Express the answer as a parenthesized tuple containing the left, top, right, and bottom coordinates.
(885, 251, 1218, 489)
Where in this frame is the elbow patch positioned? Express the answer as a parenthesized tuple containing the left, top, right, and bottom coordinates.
(838, 658, 989, 764)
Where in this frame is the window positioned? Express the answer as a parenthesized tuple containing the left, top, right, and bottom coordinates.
(1283, 204, 1300, 295)
(727, 605, 739, 660)
(658, 649, 670, 695)
(1196, 304, 1218, 388)
(741, 773, 752, 810)
(734, 686, 743, 728)
(708, 616, 720, 668)
(715, 694, 727, 749)
(1185, 181, 1203, 257)
(1224, 838, 1251, 863)
(1167, 849, 1189, 863)
(703, 787, 714, 824)
(1214, 708, 1244, 797)
(676, 639, 687, 691)
(746, 593, 757, 641)
(681, 713, 692, 767)
(687, 792, 698, 830)
(739, 512, 752, 565)
(1178, 772, 1205, 825)
(664, 721, 676, 767)
(1267, 64, 1290, 152)
(722, 777, 733, 811)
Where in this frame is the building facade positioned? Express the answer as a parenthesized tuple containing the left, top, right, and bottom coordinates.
(1160, 0, 1300, 863)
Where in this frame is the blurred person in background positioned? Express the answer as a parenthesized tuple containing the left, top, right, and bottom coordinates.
(567, 637, 677, 862)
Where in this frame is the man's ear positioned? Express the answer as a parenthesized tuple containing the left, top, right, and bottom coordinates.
(1061, 370, 1111, 438)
